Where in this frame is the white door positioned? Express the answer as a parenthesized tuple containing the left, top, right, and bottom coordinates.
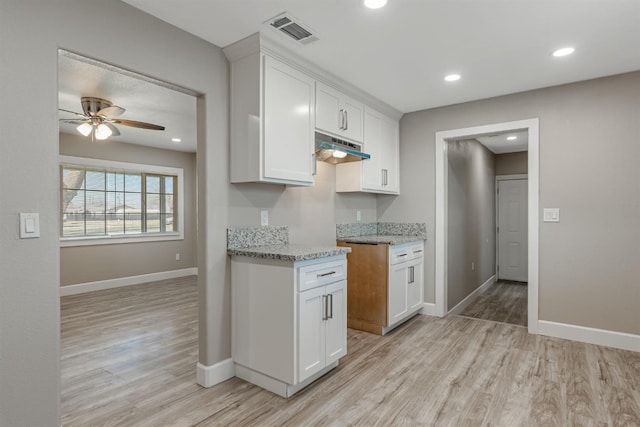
(341, 96, 364, 142)
(324, 281, 347, 364)
(407, 259, 423, 311)
(497, 179, 528, 282)
(263, 55, 315, 184)
(361, 108, 382, 190)
(315, 82, 342, 136)
(379, 115, 399, 193)
(388, 263, 408, 325)
(297, 286, 325, 382)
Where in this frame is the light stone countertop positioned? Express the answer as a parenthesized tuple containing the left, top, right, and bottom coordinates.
(227, 244, 351, 261)
(337, 235, 426, 245)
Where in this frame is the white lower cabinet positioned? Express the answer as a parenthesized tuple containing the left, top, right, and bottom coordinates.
(388, 242, 425, 330)
(232, 255, 347, 397)
(298, 280, 346, 382)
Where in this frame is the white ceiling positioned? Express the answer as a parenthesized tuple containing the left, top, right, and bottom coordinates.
(123, 0, 640, 113)
(58, 52, 197, 152)
(59, 1, 639, 152)
(476, 130, 528, 154)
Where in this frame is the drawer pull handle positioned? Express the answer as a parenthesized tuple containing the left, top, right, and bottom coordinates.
(413, 250, 423, 253)
(397, 254, 408, 257)
(317, 271, 337, 278)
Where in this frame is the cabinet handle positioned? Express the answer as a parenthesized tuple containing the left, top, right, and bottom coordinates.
(338, 109, 344, 130)
(317, 271, 336, 278)
(328, 293, 333, 319)
(322, 295, 328, 320)
(397, 253, 408, 257)
(409, 266, 415, 284)
(413, 249, 423, 254)
(312, 152, 317, 176)
(383, 169, 388, 185)
(344, 110, 348, 131)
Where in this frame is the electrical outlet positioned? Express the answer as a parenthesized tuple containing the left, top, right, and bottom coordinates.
(175, 253, 181, 261)
(356, 210, 361, 222)
(261, 210, 269, 226)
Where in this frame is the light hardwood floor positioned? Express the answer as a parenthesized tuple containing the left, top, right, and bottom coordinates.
(459, 280, 528, 327)
(61, 277, 640, 426)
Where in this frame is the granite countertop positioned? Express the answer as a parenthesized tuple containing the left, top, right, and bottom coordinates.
(228, 244, 351, 261)
(337, 234, 426, 245)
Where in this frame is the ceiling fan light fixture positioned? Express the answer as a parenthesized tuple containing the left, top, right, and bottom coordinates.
(95, 123, 113, 140)
(363, 0, 387, 9)
(77, 122, 93, 137)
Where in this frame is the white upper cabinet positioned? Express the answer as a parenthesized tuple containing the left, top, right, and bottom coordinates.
(316, 82, 364, 143)
(225, 37, 315, 186)
(336, 107, 400, 195)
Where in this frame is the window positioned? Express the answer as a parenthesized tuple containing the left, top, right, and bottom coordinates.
(60, 156, 184, 246)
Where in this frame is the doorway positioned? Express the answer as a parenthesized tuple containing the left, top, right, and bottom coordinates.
(434, 118, 539, 334)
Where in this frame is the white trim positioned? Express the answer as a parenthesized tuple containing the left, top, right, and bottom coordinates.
(59, 155, 185, 245)
(435, 118, 539, 334)
(59, 267, 197, 296)
(420, 303, 436, 316)
(196, 359, 235, 388)
(495, 175, 528, 281)
(448, 275, 496, 316)
(538, 320, 640, 353)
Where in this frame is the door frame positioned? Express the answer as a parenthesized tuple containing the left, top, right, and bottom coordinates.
(495, 174, 528, 282)
(435, 118, 539, 334)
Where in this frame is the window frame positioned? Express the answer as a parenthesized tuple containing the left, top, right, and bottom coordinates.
(59, 155, 184, 247)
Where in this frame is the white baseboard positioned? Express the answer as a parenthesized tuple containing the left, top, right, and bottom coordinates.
(448, 274, 496, 316)
(196, 358, 235, 388)
(538, 320, 640, 353)
(60, 267, 198, 296)
(420, 303, 436, 316)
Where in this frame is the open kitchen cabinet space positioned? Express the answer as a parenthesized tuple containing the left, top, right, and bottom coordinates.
(336, 107, 400, 195)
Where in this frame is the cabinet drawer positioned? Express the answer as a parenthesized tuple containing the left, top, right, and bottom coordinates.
(298, 259, 347, 292)
(389, 241, 424, 264)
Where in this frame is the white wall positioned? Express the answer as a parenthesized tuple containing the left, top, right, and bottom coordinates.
(379, 71, 640, 336)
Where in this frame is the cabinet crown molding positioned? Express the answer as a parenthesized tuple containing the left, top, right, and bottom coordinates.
(223, 32, 402, 120)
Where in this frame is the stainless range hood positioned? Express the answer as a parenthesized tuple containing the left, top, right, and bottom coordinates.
(314, 132, 371, 164)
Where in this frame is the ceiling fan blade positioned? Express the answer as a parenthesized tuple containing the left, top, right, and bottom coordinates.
(98, 105, 125, 118)
(58, 108, 87, 118)
(60, 119, 89, 123)
(103, 122, 121, 136)
(112, 119, 165, 131)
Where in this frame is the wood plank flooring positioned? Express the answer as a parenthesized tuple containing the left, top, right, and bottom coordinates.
(61, 277, 640, 426)
(459, 280, 528, 327)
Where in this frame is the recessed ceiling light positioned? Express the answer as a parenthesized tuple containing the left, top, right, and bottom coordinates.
(363, 0, 387, 9)
(553, 47, 575, 57)
(444, 74, 461, 82)
(171, 138, 182, 142)
(507, 136, 517, 141)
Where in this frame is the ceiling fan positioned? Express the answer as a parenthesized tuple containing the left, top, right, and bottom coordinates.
(59, 97, 165, 141)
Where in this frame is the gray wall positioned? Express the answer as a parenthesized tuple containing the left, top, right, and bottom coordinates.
(496, 151, 528, 175)
(228, 161, 377, 245)
(379, 71, 640, 335)
(0, 1, 229, 425)
(447, 139, 496, 310)
(59, 134, 197, 286)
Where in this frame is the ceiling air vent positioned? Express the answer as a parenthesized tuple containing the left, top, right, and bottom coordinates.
(269, 13, 319, 45)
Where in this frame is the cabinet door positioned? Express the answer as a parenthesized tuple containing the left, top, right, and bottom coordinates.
(361, 108, 382, 191)
(263, 55, 315, 184)
(341, 96, 364, 143)
(297, 286, 326, 382)
(388, 263, 409, 326)
(379, 116, 399, 194)
(315, 82, 342, 136)
(407, 259, 424, 312)
(325, 281, 347, 364)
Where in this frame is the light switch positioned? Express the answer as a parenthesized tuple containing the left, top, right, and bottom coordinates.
(260, 210, 269, 226)
(20, 213, 40, 238)
(543, 208, 560, 223)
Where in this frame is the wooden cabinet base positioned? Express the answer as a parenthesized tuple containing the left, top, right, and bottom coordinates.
(347, 318, 385, 335)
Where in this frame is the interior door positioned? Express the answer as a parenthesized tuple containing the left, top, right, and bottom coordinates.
(497, 179, 528, 281)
